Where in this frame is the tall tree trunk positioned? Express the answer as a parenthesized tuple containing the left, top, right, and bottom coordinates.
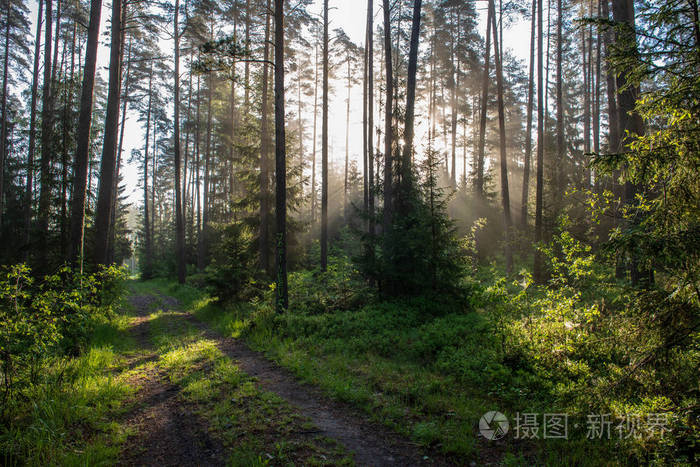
(60, 21, 76, 259)
(260, 0, 271, 275)
(244, 0, 250, 112)
(613, 0, 645, 285)
(489, 0, 513, 274)
(601, 0, 618, 152)
(592, 0, 601, 189)
(24, 0, 44, 252)
(173, 0, 185, 283)
(184, 57, 192, 229)
(401, 0, 422, 181)
(475, 3, 492, 197)
(142, 65, 153, 279)
(274, 0, 288, 311)
(428, 25, 435, 151)
(151, 116, 156, 244)
(555, 0, 565, 210)
(321, 0, 329, 271)
(310, 39, 318, 222)
(38, 0, 54, 264)
(296, 59, 302, 190)
(344, 54, 350, 219)
(582, 2, 591, 180)
(544, 0, 551, 137)
(93, 0, 122, 266)
(382, 0, 393, 238)
(534, 0, 546, 283)
(260, 0, 271, 274)
(601, 0, 623, 277)
(110, 24, 131, 264)
(0, 3, 12, 233)
(449, 9, 458, 187)
(199, 25, 215, 271)
(521, 0, 536, 228)
(363, 19, 368, 218)
(51, 0, 61, 86)
(367, 0, 375, 239)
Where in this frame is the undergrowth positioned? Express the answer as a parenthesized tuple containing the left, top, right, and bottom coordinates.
(158, 241, 698, 465)
(0, 268, 134, 466)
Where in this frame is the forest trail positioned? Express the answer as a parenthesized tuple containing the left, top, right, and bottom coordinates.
(121, 289, 448, 466)
(120, 294, 227, 466)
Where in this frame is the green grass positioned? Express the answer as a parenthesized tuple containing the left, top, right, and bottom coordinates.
(151, 275, 695, 465)
(158, 281, 487, 459)
(1, 279, 355, 465)
(140, 291, 353, 465)
(0, 306, 138, 466)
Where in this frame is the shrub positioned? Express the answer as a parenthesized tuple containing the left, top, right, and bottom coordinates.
(205, 222, 262, 303)
(0, 264, 127, 411)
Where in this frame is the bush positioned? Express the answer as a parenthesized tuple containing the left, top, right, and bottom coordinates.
(0, 264, 127, 411)
(281, 254, 374, 314)
(205, 222, 262, 303)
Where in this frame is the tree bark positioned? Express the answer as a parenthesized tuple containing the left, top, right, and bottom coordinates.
(367, 0, 375, 238)
(142, 65, 153, 279)
(60, 19, 77, 259)
(382, 0, 394, 238)
(521, 0, 536, 228)
(555, 0, 565, 209)
(0, 2, 12, 233)
(612, 0, 646, 285)
(195, 73, 201, 261)
(321, 0, 329, 271)
(110, 19, 130, 264)
(449, 9, 458, 188)
(344, 53, 351, 219)
(601, 0, 618, 153)
(173, 0, 186, 283)
(274, 0, 288, 311)
(24, 0, 44, 252)
(93, 0, 122, 266)
(183, 57, 192, 230)
(534, 0, 546, 283)
(475, 3, 492, 197)
(260, 0, 271, 274)
(582, 3, 591, 175)
(401, 0, 422, 180)
(592, 0, 601, 190)
(310, 38, 318, 222)
(489, 0, 513, 274)
(244, 0, 250, 111)
(363, 18, 369, 220)
(38, 0, 54, 264)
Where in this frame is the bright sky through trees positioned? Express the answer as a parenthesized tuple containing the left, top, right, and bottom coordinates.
(23, 0, 528, 206)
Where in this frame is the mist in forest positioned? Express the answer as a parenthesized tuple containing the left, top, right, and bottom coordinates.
(0, 0, 698, 464)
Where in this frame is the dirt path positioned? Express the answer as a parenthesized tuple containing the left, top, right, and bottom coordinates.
(120, 295, 227, 466)
(183, 316, 445, 466)
(122, 292, 453, 466)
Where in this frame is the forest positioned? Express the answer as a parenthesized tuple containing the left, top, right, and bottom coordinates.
(0, 0, 698, 464)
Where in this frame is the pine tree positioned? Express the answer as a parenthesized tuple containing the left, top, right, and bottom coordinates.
(94, 0, 122, 266)
(68, 0, 102, 266)
(274, 0, 288, 311)
(320, 0, 329, 271)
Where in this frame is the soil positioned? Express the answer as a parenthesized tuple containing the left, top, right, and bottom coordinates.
(120, 294, 227, 466)
(120, 292, 457, 466)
